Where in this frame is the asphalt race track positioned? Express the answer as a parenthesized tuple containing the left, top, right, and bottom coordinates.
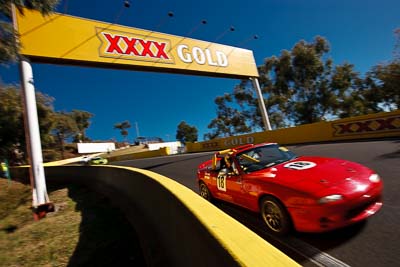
(115, 139, 400, 267)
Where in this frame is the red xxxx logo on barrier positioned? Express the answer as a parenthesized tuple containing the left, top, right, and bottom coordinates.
(333, 116, 400, 136)
(202, 142, 219, 149)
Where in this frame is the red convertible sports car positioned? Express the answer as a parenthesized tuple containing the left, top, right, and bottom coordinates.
(197, 143, 383, 235)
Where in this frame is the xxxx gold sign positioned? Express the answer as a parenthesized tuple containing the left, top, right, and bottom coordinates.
(14, 9, 259, 78)
(332, 114, 400, 136)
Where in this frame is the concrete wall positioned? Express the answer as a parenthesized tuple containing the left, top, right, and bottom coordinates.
(147, 141, 182, 154)
(10, 165, 299, 267)
(77, 142, 115, 153)
(186, 110, 400, 152)
(107, 147, 170, 162)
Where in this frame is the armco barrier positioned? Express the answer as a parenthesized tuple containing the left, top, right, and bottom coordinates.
(10, 166, 299, 267)
(186, 110, 400, 152)
(107, 147, 170, 162)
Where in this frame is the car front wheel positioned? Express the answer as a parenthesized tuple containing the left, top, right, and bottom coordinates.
(199, 182, 212, 201)
(260, 196, 291, 235)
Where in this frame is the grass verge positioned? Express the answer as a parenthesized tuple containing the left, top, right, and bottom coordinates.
(0, 178, 146, 267)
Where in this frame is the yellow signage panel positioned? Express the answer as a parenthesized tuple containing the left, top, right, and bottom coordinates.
(15, 9, 259, 78)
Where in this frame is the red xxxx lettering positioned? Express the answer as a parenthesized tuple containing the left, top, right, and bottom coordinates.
(335, 117, 399, 135)
(104, 33, 123, 54)
(376, 118, 397, 130)
(355, 121, 373, 132)
(102, 32, 170, 59)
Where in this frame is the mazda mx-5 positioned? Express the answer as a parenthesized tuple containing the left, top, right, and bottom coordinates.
(197, 143, 383, 235)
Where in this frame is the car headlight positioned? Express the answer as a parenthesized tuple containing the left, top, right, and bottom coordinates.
(318, 194, 343, 204)
(369, 174, 381, 183)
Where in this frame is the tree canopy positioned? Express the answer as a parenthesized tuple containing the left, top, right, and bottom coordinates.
(0, 0, 59, 64)
(0, 85, 56, 162)
(114, 121, 131, 141)
(176, 121, 198, 144)
(0, 85, 93, 163)
(205, 34, 400, 140)
(52, 112, 79, 159)
(71, 110, 93, 142)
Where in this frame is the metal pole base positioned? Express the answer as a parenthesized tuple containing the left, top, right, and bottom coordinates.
(32, 203, 55, 221)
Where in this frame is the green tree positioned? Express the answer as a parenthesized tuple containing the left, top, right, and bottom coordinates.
(0, 85, 24, 162)
(262, 36, 340, 124)
(0, 0, 59, 64)
(114, 121, 131, 141)
(206, 34, 400, 139)
(71, 110, 93, 142)
(206, 36, 340, 139)
(205, 36, 393, 139)
(329, 63, 378, 118)
(364, 62, 400, 111)
(176, 121, 198, 144)
(205, 93, 252, 140)
(204, 80, 288, 140)
(234, 80, 288, 129)
(0, 84, 55, 163)
(260, 36, 377, 124)
(52, 112, 78, 159)
(366, 28, 400, 111)
(362, 28, 400, 111)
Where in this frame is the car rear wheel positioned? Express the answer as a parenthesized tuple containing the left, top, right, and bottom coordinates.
(199, 182, 212, 201)
(260, 196, 291, 235)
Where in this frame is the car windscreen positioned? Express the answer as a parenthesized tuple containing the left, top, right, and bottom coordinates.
(235, 144, 297, 173)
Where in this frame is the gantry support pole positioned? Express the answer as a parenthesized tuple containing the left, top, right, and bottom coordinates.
(251, 77, 272, 131)
(12, 4, 53, 220)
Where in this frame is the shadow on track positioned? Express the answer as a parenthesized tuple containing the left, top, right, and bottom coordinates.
(294, 221, 367, 250)
(377, 149, 400, 159)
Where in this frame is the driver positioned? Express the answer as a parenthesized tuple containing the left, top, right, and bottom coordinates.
(253, 149, 262, 160)
(223, 156, 238, 175)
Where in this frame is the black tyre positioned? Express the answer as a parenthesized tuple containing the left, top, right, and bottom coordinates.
(260, 196, 292, 235)
(199, 182, 212, 201)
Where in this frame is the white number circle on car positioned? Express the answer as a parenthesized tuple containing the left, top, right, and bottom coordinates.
(284, 161, 316, 170)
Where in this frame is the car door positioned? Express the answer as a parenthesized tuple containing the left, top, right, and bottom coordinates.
(214, 158, 249, 206)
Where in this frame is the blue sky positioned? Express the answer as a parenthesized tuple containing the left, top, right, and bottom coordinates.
(0, 0, 399, 142)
